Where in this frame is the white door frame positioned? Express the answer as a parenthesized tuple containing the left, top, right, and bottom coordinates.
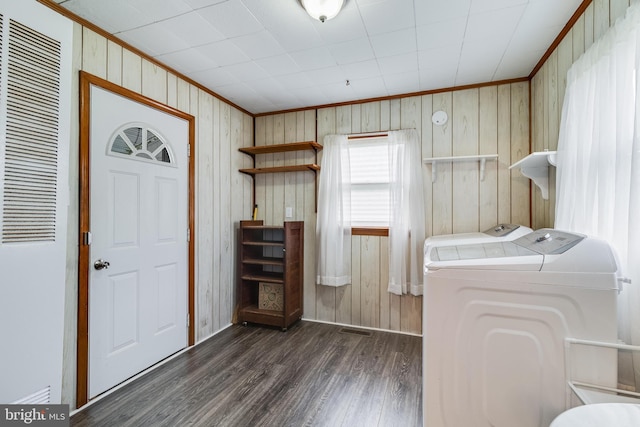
(77, 71, 195, 408)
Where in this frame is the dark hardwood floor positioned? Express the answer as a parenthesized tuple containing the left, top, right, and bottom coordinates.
(71, 321, 422, 427)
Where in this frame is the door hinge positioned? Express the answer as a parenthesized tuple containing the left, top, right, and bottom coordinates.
(83, 231, 92, 246)
(187, 228, 191, 242)
(187, 314, 190, 327)
(187, 143, 191, 157)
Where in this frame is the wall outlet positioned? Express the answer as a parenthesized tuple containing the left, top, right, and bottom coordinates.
(285, 206, 293, 218)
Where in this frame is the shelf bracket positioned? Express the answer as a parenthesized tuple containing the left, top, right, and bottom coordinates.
(509, 151, 557, 200)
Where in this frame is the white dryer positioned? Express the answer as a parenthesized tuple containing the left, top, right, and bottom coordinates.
(423, 229, 619, 427)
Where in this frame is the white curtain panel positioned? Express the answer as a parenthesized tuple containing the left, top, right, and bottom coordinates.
(316, 134, 352, 286)
(555, 2, 640, 350)
(388, 129, 426, 296)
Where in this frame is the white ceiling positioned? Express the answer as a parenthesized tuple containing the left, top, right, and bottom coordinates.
(54, 0, 583, 114)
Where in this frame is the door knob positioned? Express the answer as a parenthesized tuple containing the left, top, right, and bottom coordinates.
(94, 259, 110, 270)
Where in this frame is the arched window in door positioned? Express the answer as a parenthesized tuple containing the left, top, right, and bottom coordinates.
(108, 124, 175, 166)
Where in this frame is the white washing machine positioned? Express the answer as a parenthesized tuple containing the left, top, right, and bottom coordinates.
(423, 229, 619, 427)
(423, 224, 532, 261)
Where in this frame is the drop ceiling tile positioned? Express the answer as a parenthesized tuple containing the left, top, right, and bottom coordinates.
(183, 0, 227, 10)
(359, 0, 416, 35)
(313, 4, 368, 44)
(274, 72, 315, 90)
(414, 0, 472, 26)
(198, 0, 264, 38)
(416, 18, 467, 51)
(231, 31, 285, 60)
(189, 67, 240, 87)
(317, 81, 358, 103)
(350, 76, 387, 99)
(61, 0, 144, 33)
(377, 52, 418, 75)
(418, 46, 461, 70)
(290, 47, 337, 71)
(287, 85, 331, 108)
(155, 48, 218, 74)
(470, 0, 529, 14)
(306, 66, 347, 85)
(162, 12, 226, 47)
(119, 23, 189, 57)
(340, 60, 382, 80)
(455, 67, 495, 86)
(271, 94, 305, 110)
(419, 67, 456, 91)
(196, 40, 251, 67)
(493, 56, 538, 80)
(268, 20, 325, 52)
(223, 61, 270, 82)
(465, 5, 526, 44)
(384, 70, 420, 95)
(129, 0, 192, 23)
(355, 0, 389, 7)
(517, 1, 572, 32)
(494, 45, 545, 79)
(328, 37, 375, 65)
(370, 28, 417, 58)
(248, 78, 296, 103)
(255, 54, 301, 77)
(243, 0, 310, 32)
(530, 0, 582, 26)
(510, 23, 563, 52)
(213, 82, 262, 105)
(458, 40, 505, 70)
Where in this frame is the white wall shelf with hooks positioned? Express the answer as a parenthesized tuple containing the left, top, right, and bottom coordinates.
(423, 154, 498, 182)
(509, 151, 557, 200)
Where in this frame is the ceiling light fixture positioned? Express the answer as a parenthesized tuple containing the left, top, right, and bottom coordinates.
(300, 0, 345, 23)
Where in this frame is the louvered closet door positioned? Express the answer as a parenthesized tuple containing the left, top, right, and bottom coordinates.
(0, 2, 72, 404)
(88, 85, 189, 398)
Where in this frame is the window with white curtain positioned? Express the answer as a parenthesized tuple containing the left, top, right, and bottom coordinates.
(555, 1, 640, 364)
(316, 129, 425, 295)
(348, 136, 390, 227)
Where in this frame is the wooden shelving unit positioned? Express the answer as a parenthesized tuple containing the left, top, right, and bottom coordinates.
(237, 220, 303, 331)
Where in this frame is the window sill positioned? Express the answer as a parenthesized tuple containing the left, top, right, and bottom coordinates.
(352, 227, 388, 237)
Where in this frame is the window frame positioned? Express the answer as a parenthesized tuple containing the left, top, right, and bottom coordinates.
(347, 133, 391, 236)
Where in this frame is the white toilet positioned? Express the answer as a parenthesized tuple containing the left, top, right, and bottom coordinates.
(550, 403, 640, 426)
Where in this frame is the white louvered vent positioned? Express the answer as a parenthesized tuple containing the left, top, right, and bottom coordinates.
(11, 386, 51, 404)
(2, 19, 61, 243)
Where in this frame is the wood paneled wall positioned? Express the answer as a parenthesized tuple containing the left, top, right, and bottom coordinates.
(530, 0, 632, 228)
(62, 24, 253, 408)
(255, 83, 530, 335)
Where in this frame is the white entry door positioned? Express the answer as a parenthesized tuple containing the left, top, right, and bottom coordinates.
(89, 86, 189, 398)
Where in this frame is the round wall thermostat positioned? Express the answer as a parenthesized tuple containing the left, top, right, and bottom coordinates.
(432, 110, 448, 126)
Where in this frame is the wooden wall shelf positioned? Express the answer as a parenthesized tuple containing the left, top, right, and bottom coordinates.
(239, 164, 320, 176)
(238, 141, 322, 211)
(239, 141, 322, 157)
